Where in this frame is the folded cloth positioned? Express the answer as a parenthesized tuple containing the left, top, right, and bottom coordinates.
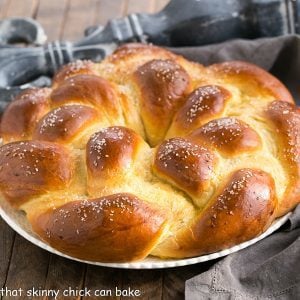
(177, 36, 300, 300)
(185, 205, 300, 300)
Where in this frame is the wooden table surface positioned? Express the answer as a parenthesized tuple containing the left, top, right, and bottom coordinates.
(0, 1, 217, 299)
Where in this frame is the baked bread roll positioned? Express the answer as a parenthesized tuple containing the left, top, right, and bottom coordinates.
(0, 43, 299, 262)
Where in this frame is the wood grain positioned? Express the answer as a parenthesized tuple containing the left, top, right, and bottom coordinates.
(0, 219, 15, 292)
(43, 255, 86, 300)
(61, 0, 98, 41)
(126, 0, 155, 14)
(0, 0, 10, 18)
(121, 269, 163, 299)
(94, 0, 125, 25)
(0, 0, 6, 15)
(0, 0, 38, 18)
(163, 261, 217, 299)
(35, 0, 69, 41)
(82, 266, 122, 300)
(2, 234, 50, 300)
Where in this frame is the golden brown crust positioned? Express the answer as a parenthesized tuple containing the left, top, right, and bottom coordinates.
(209, 61, 294, 102)
(189, 117, 262, 156)
(109, 43, 177, 63)
(0, 141, 73, 207)
(134, 59, 190, 145)
(0, 44, 298, 263)
(53, 60, 97, 86)
(266, 101, 300, 216)
(50, 74, 122, 122)
(86, 126, 143, 176)
(0, 88, 51, 142)
(154, 169, 277, 258)
(100, 43, 181, 85)
(153, 137, 217, 198)
(33, 105, 99, 143)
(168, 85, 231, 137)
(30, 193, 168, 262)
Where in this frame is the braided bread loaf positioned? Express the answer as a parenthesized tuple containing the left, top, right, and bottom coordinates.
(0, 43, 299, 262)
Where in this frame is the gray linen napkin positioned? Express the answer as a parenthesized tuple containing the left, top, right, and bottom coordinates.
(185, 206, 300, 300)
(171, 36, 300, 300)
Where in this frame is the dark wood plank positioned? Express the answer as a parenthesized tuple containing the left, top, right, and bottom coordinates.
(35, 0, 69, 41)
(162, 261, 217, 300)
(62, 0, 98, 41)
(43, 255, 86, 300)
(2, 234, 50, 300)
(2, 0, 38, 18)
(121, 270, 163, 299)
(82, 266, 122, 300)
(0, 219, 15, 289)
